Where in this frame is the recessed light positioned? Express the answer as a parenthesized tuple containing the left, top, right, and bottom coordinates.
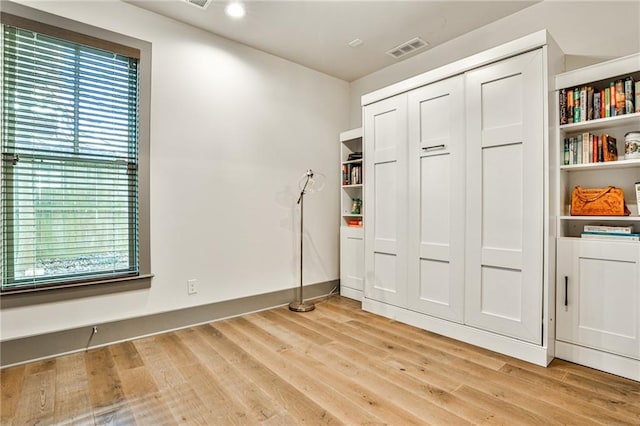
(348, 38, 364, 48)
(225, 2, 245, 18)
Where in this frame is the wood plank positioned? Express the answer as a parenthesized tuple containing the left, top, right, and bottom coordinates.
(155, 331, 254, 425)
(499, 363, 640, 424)
(213, 320, 403, 425)
(53, 353, 93, 425)
(109, 341, 144, 371)
(133, 336, 217, 424)
(84, 347, 135, 423)
(133, 336, 186, 391)
(118, 366, 177, 425)
(208, 322, 380, 424)
(12, 362, 56, 425)
(326, 309, 607, 425)
(176, 326, 297, 424)
(0, 364, 25, 424)
(561, 371, 640, 406)
(454, 384, 560, 425)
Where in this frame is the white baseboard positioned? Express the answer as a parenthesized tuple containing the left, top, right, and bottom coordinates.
(340, 286, 363, 302)
(555, 340, 640, 382)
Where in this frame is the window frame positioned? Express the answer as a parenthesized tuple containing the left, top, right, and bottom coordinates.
(0, 4, 151, 296)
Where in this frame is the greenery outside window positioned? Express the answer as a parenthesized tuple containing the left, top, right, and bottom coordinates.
(1, 11, 150, 293)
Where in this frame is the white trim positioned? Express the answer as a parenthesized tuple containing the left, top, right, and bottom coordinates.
(555, 341, 640, 382)
(362, 298, 551, 366)
(339, 286, 363, 302)
(339, 127, 363, 142)
(555, 53, 640, 90)
(361, 30, 550, 106)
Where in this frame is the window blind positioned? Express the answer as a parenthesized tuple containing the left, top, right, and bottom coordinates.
(1, 23, 140, 290)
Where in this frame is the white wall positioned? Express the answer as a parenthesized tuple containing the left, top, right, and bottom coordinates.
(1, 0, 349, 340)
(350, 0, 640, 128)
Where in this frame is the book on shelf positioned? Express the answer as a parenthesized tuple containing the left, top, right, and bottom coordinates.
(581, 232, 640, 241)
(347, 152, 362, 161)
(347, 219, 363, 227)
(584, 225, 633, 234)
(559, 89, 567, 125)
(610, 81, 616, 117)
(567, 88, 574, 123)
(625, 77, 635, 114)
(559, 74, 637, 123)
(342, 163, 362, 185)
(574, 88, 581, 122)
(563, 134, 616, 165)
(615, 79, 625, 116)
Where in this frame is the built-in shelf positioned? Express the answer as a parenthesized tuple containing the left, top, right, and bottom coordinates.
(342, 184, 363, 188)
(559, 215, 640, 222)
(560, 158, 640, 171)
(559, 112, 640, 133)
(342, 159, 363, 165)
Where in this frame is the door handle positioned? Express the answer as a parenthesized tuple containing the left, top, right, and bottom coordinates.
(422, 144, 445, 151)
(564, 276, 568, 307)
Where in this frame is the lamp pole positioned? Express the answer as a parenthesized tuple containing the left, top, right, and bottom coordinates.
(289, 170, 315, 312)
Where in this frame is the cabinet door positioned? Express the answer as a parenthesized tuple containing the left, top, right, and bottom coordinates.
(340, 227, 364, 291)
(557, 238, 640, 360)
(407, 76, 465, 322)
(363, 94, 408, 307)
(465, 49, 544, 344)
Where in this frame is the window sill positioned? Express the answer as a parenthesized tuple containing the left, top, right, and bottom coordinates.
(0, 274, 154, 308)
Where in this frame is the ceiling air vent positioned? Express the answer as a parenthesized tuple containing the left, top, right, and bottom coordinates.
(184, 0, 212, 9)
(386, 37, 429, 59)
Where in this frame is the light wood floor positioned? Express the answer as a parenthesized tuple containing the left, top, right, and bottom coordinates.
(2, 296, 639, 425)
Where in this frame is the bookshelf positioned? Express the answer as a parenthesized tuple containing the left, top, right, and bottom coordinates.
(339, 127, 364, 301)
(554, 53, 640, 381)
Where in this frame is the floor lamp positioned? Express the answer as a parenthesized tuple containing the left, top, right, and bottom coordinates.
(289, 169, 322, 312)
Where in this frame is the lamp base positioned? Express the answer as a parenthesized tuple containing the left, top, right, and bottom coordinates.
(288, 301, 315, 312)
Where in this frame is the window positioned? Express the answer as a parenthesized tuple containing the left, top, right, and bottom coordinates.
(1, 11, 150, 293)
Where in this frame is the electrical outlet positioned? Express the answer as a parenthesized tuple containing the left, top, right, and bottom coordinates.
(187, 279, 198, 295)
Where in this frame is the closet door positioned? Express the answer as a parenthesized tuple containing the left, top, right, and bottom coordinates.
(407, 76, 465, 322)
(363, 94, 408, 307)
(465, 49, 544, 344)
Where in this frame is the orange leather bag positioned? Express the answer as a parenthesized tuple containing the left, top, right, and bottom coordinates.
(571, 186, 630, 216)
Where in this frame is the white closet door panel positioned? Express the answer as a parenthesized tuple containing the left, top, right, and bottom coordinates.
(420, 259, 450, 305)
(407, 75, 465, 323)
(340, 229, 364, 291)
(419, 94, 450, 141)
(557, 239, 640, 360)
(482, 143, 523, 251)
(364, 94, 408, 307)
(481, 266, 523, 321)
(465, 49, 544, 344)
(481, 73, 523, 130)
(421, 154, 451, 246)
(374, 162, 397, 242)
(372, 252, 398, 294)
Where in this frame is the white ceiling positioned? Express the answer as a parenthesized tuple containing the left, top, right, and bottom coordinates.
(126, 1, 539, 82)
